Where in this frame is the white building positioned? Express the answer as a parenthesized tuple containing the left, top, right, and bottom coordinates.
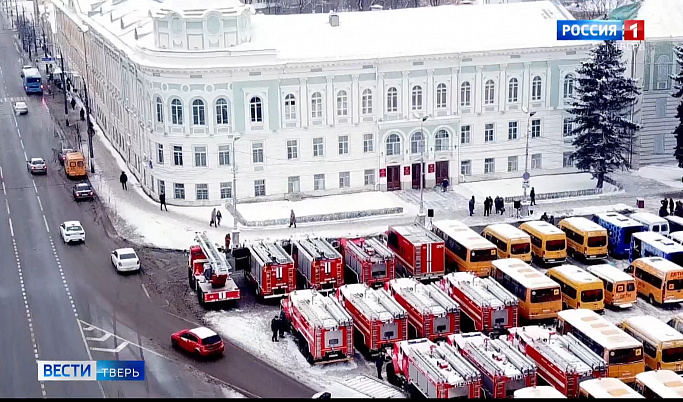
(52, 0, 592, 206)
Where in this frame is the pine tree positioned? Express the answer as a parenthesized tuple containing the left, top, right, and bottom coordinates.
(672, 43, 683, 168)
(569, 40, 640, 188)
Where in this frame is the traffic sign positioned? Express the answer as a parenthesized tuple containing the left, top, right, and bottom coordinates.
(41, 57, 53, 62)
(522, 172, 530, 180)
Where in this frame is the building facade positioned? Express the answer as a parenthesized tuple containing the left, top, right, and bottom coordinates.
(52, 0, 592, 205)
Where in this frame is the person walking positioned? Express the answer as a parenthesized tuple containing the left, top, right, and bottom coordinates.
(670, 198, 675, 216)
(484, 197, 491, 217)
(216, 210, 222, 226)
(210, 208, 217, 227)
(549, 215, 555, 225)
(159, 192, 168, 211)
(469, 196, 475, 216)
(289, 209, 297, 228)
(119, 171, 128, 190)
(270, 315, 279, 342)
(279, 309, 287, 338)
(375, 354, 385, 380)
(441, 178, 449, 192)
(530, 187, 536, 206)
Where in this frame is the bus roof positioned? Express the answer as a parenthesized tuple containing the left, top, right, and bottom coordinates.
(548, 265, 601, 285)
(584, 264, 635, 284)
(491, 258, 560, 289)
(594, 212, 645, 229)
(622, 316, 683, 344)
(23, 67, 41, 77)
(665, 215, 683, 226)
(635, 370, 683, 398)
(513, 386, 566, 398)
(432, 220, 495, 250)
(390, 223, 443, 245)
(669, 231, 683, 243)
(629, 212, 668, 225)
(635, 257, 683, 276)
(484, 223, 530, 241)
(579, 378, 644, 398)
(519, 220, 564, 235)
(560, 217, 607, 233)
(632, 232, 683, 254)
(558, 309, 642, 350)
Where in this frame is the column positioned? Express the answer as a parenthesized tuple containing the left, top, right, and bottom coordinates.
(300, 78, 308, 128)
(351, 74, 360, 125)
(545, 61, 552, 108)
(522, 62, 531, 111)
(426, 69, 435, 116)
(402, 71, 409, 119)
(450, 67, 459, 115)
(498, 64, 507, 110)
(377, 72, 385, 120)
(326, 76, 334, 125)
(474, 66, 483, 115)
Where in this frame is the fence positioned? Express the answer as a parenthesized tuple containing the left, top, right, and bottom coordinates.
(232, 206, 405, 227)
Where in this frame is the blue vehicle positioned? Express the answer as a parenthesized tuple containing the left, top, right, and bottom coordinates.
(629, 231, 683, 266)
(665, 215, 683, 233)
(22, 67, 43, 94)
(592, 212, 646, 258)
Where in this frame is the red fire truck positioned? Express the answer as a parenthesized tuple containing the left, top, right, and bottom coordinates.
(386, 224, 445, 281)
(340, 237, 396, 288)
(281, 289, 354, 364)
(386, 338, 481, 398)
(187, 232, 241, 306)
(385, 278, 460, 341)
(507, 326, 607, 398)
(336, 283, 408, 356)
(448, 332, 537, 398)
(293, 237, 344, 293)
(440, 272, 518, 334)
(246, 241, 296, 299)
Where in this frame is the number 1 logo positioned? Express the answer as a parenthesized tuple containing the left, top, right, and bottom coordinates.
(624, 20, 645, 41)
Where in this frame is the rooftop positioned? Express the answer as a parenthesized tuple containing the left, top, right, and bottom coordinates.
(398, 339, 475, 385)
(632, 233, 683, 254)
(635, 370, 683, 398)
(579, 378, 644, 398)
(635, 0, 683, 40)
(558, 309, 642, 350)
(484, 224, 531, 241)
(622, 316, 683, 343)
(629, 212, 668, 225)
(549, 265, 602, 285)
(560, 217, 607, 233)
(189, 326, 218, 339)
(338, 284, 406, 321)
(443, 272, 516, 308)
(584, 264, 635, 284)
(519, 220, 565, 235)
(492, 259, 560, 289)
(296, 238, 341, 260)
(513, 386, 566, 399)
(594, 213, 645, 229)
(390, 224, 443, 245)
(249, 242, 293, 265)
(289, 289, 352, 329)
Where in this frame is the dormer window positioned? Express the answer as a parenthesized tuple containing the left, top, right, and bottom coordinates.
(206, 16, 220, 34)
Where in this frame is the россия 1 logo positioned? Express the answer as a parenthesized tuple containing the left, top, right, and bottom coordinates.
(557, 20, 645, 41)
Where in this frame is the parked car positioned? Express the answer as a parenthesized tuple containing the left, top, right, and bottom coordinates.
(27, 157, 47, 174)
(58, 148, 75, 165)
(14, 101, 28, 115)
(73, 182, 94, 201)
(171, 327, 225, 358)
(60, 221, 85, 244)
(110, 248, 140, 273)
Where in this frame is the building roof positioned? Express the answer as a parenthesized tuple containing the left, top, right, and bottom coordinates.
(491, 258, 560, 289)
(579, 378, 644, 398)
(584, 264, 635, 284)
(548, 265, 602, 285)
(635, 370, 683, 398)
(484, 224, 531, 241)
(622, 316, 683, 344)
(635, 0, 683, 40)
(519, 220, 565, 236)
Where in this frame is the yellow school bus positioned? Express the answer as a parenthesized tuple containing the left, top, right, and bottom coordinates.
(635, 370, 683, 398)
(558, 217, 608, 261)
(482, 223, 532, 262)
(431, 219, 497, 277)
(547, 265, 605, 313)
(519, 220, 567, 265)
(584, 264, 637, 309)
(514, 386, 566, 398)
(629, 257, 683, 305)
(620, 316, 683, 372)
(579, 378, 644, 399)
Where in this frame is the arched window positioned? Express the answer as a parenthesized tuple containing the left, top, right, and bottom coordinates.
(192, 99, 205, 125)
(170, 99, 183, 125)
(484, 80, 495, 105)
(508, 78, 519, 103)
(563, 74, 575, 99)
(250, 96, 263, 123)
(361, 89, 373, 115)
(460, 82, 471, 107)
(436, 83, 447, 109)
(410, 131, 424, 154)
(386, 87, 398, 113)
(336, 90, 348, 116)
(435, 129, 449, 152)
(386, 133, 401, 156)
(155, 97, 164, 123)
(531, 76, 543, 101)
(215, 98, 230, 125)
(284, 94, 297, 120)
(310, 92, 323, 119)
(656, 55, 671, 89)
(411, 85, 423, 110)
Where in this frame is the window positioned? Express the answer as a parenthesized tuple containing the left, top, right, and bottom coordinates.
(461, 160, 472, 176)
(460, 82, 471, 107)
(460, 125, 471, 144)
(531, 119, 541, 138)
(252, 141, 264, 163)
(254, 179, 266, 197)
(155, 97, 164, 123)
(173, 145, 183, 166)
(435, 130, 449, 152)
(411, 132, 424, 154)
(531, 76, 542, 101)
(363, 133, 374, 153)
(171, 99, 183, 125)
(656, 55, 671, 89)
(156, 143, 164, 164)
(338, 135, 349, 155)
(194, 146, 207, 167)
(196, 184, 208, 200)
(485, 123, 495, 142)
(336, 90, 348, 116)
(283, 94, 297, 121)
(218, 145, 230, 166)
(288, 176, 300, 193)
(484, 80, 495, 105)
(339, 172, 350, 188)
(563, 118, 573, 137)
(364, 169, 375, 186)
(192, 99, 206, 125)
(411, 85, 423, 110)
(386, 87, 398, 113)
(563, 152, 574, 167)
(361, 89, 373, 115)
(508, 156, 518, 172)
(314, 174, 325, 190)
(287, 139, 298, 160)
(249, 96, 263, 123)
(436, 83, 447, 109)
(386, 133, 401, 156)
(508, 78, 519, 103)
(655, 134, 666, 154)
(531, 153, 542, 169)
(215, 98, 229, 125)
(310, 92, 323, 119)
(313, 137, 324, 157)
(174, 183, 185, 199)
(508, 121, 518, 140)
(220, 182, 232, 199)
(563, 74, 575, 99)
(484, 158, 495, 174)
(656, 98, 668, 117)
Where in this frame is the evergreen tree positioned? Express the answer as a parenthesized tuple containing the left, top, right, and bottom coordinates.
(569, 40, 640, 188)
(672, 43, 683, 168)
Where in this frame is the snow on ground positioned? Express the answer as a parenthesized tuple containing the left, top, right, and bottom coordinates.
(460, 172, 618, 199)
(635, 164, 683, 190)
(220, 387, 247, 398)
(569, 203, 633, 216)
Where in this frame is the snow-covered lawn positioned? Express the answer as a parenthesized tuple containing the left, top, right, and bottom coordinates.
(460, 172, 617, 199)
(635, 164, 683, 190)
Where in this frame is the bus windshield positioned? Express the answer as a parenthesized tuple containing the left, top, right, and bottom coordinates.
(26, 77, 40, 84)
(471, 249, 497, 262)
(546, 239, 566, 251)
(511, 242, 531, 255)
(581, 289, 603, 303)
(530, 287, 561, 303)
(587, 236, 607, 247)
(609, 347, 643, 364)
(662, 346, 683, 363)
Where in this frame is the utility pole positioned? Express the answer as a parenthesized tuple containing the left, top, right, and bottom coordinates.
(417, 115, 428, 226)
(60, 50, 68, 115)
(81, 30, 95, 173)
(522, 110, 536, 210)
(231, 135, 241, 249)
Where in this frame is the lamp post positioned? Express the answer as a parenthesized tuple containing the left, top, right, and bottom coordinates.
(231, 135, 241, 249)
(522, 109, 536, 203)
(417, 115, 428, 226)
(81, 29, 95, 173)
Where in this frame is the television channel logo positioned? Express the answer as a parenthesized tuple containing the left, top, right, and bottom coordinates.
(557, 20, 645, 41)
(38, 361, 145, 381)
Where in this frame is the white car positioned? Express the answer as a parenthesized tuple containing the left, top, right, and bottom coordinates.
(60, 221, 85, 244)
(14, 101, 28, 115)
(111, 248, 140, 273)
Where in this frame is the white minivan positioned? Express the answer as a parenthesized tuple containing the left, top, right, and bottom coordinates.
(629, 212, 670, 236)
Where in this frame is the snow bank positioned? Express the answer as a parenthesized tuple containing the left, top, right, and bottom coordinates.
(635, 164, 683, 190)
(460, 173, 616, 199)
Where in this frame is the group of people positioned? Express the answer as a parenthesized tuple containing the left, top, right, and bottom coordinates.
(539, 212, 556, 225)
(659, 197, 683, 218)
(210, 208, 223, 227)
(468, 187, 537, 217)
(270, 310, 288, 342)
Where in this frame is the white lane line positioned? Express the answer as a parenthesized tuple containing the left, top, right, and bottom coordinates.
(17, 129, 21, 139)
(2, 182, 5, 196)
(23, 151, 27, 160)
(42, 215, 49, 233)
(8, 218, 13, 237)
(12, 112, 17, 128)
(32, 181, 37, 193)
(36, 196, 43, 212)
(141, 284, 151, 300)
(85, 333, 112, 342)
(0, 166, 3, 179)
(5, 198, 9, 214)
(20, 139, 24, 149)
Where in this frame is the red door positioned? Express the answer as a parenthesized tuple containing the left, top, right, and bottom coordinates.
(387, 165, 401, 191)
(435, 161, 449, 186)
(412, 163, 424, 190)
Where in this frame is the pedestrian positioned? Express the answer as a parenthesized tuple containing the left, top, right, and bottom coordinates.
(671, 198, 675, 216)
(441, 178, 449, 192)
(224, 233, 231, 251)
(216, 210, 222, 226)
(279, 309, 287, 338)
(70, 97, 76, 110)
(469, 196, 475, 216)
(499, 199, 506, 216)
(495, 196, 502, 215)
(159, 191, 168, 211)
(530, 187, 536, 206)
(549, 215, 555, 225)
(80, 108, 85, 121)
(270, 315, 279, 342)
(210, 208, 217, 227)
(375, 354, 384, 380)
(289, 209, 297, 228)
(540, 212, 548, 222)
(676, 201, 683, 217)
(484, 197, 492, 217)
(119, 171, 128, 190)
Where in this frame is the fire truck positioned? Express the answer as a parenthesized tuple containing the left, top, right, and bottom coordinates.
(385, 278, 460, 341)
(440, 272, 518, 334)
(340, 237, 396, 288)
(386, 338, 481, 398)
(336, 283, 408, 355)
(281, 289, 354, 364)
(187, 232, 241, 306)
(293, 237, 344, 293)
(246, 241, 296, 299)
(448, 332, 537, 398)
(386, 224, 445, 281)
(507, 326, 607, 398)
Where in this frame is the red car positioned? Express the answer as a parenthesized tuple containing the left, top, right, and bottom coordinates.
(171, 327, 224, 358)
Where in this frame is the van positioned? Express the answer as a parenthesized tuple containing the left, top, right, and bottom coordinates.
(629, 257, 683, 305)
(668, 231, 683, 246)
(518, 220, 567, 265)
(481, 223, 532, 262)
(629, 212, 670, 236)
(547, 265, 605, 313)
(64, 151, 87, 178)
(668, 312, 683, 333)
(557, 217, 608, 261)
(620, 316, 683, 372)
(665, 215, 683, 233)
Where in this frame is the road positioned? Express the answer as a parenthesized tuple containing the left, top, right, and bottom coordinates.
(0, 22, 313, 398)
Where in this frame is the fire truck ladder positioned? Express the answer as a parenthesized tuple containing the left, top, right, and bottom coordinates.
(529, 339, 581, 375)
(376, 289, 407, 319)
(366, 237, 393, 259)
(195, 232, 231, 276)
(480, 278, 517, 307)
(411, 347, 450, 384)
(558, 334, 607, 376)
(414, 248, 422, 276)
(491, 338, 536, 378)
(435, 342, 480, 383)
(455, 279, 493, 309)
(460, 340, 505, 378)
(350, 293, 381, 322)
(425, 283, 459, 314)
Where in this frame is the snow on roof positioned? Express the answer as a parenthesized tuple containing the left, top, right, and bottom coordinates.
(636, 0, 683, 40)
(548, 265, 602, 285)
(390, 224, 443, 245)
(484, 224, 531, 242)
(116, 247, 136, 254)
(636, 257, 683, 275)
(63, 220, 83, 227)
(665, 216, 683, 226)
(557, 309, 642, 350)
(189, 326, 218, 339)
(632, 233, 683, 254)
(338, 284, 406, 321)
(584, 264, 635, 284)
(295, 237, 341, 261)
(559, 217, 607, 234)
(388, 278, 459, 315)
(629, 212, 668, 226)
(341, 375, 406, 399)
(397, 339, 474, 386)
(289, 289, 352, 329)
(579, 378, 644, 398)
(594, 213, 645, 229)
(492, 259, 560, 290)
(622, 316, 683, 344)
(344, 238, 394, 263)
(432, 220, 496, 250)
(248, 241, 294, 265)
(635, 370, 683, 398)
(443, 272, 515, 308)
(519, 220, 565, 236)
(513, 386, 566, 399)
(449, 332, 534, 378)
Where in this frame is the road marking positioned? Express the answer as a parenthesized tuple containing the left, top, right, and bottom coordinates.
(1, 182, 4, 196)
(32, 181, 37, 193)
(8, 217, 13, 237)
(5, 199, 9, 214)
(78, 320, 167, 358)
(17, 129, 21, 139)
(141, 284, 151, 299)
(12, 112, 17, 128)
(90, 341, 129, 354)
(23, 151, 27, 160)
(86, 333, 112, 342)
(42, 215, 49, 233)
(20, 139, 24, 149)
(0, 166, 2, 179)
(36, 196, 43, 212)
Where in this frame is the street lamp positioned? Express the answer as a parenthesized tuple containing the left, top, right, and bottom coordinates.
(231, 135, 242, 249)
(522, 108, 537, 204)
(418, 115, 428, 225)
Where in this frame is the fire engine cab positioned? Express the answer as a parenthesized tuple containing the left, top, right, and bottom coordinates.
(188, 232, 240, 306)
(385, 278, 460, 341)
(247, 241, 296, 299)
(386, 224, 445, 281)
(340, 237, 396, 288)
(293, 237, 344, 293)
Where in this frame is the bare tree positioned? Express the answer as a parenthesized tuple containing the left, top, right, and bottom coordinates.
(429, 0, 439, 6)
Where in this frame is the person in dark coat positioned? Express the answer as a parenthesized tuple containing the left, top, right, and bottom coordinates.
(289, 209, 297, 228)
(677, 201, 683, 218)
(469, 196, 475, 216)
(80, 108, 85, 121)
(159, 192, 168, 211)
(540, 212, 548, 222)
(484, 197, 492, 217)
(549, 215, 555, 225)
(278, 310, 287, 338)
(671, 198, 675, 216)
(216, 210, 222, 226)
(375, 354, 384, 380)
(210, 208, 217, 227)
(530, 187, 536, 206)
(441, 178, 449, 192)
(70, 97, 76, 110)
(271, 315, 279, 342)
(119, 171, 128, 190)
